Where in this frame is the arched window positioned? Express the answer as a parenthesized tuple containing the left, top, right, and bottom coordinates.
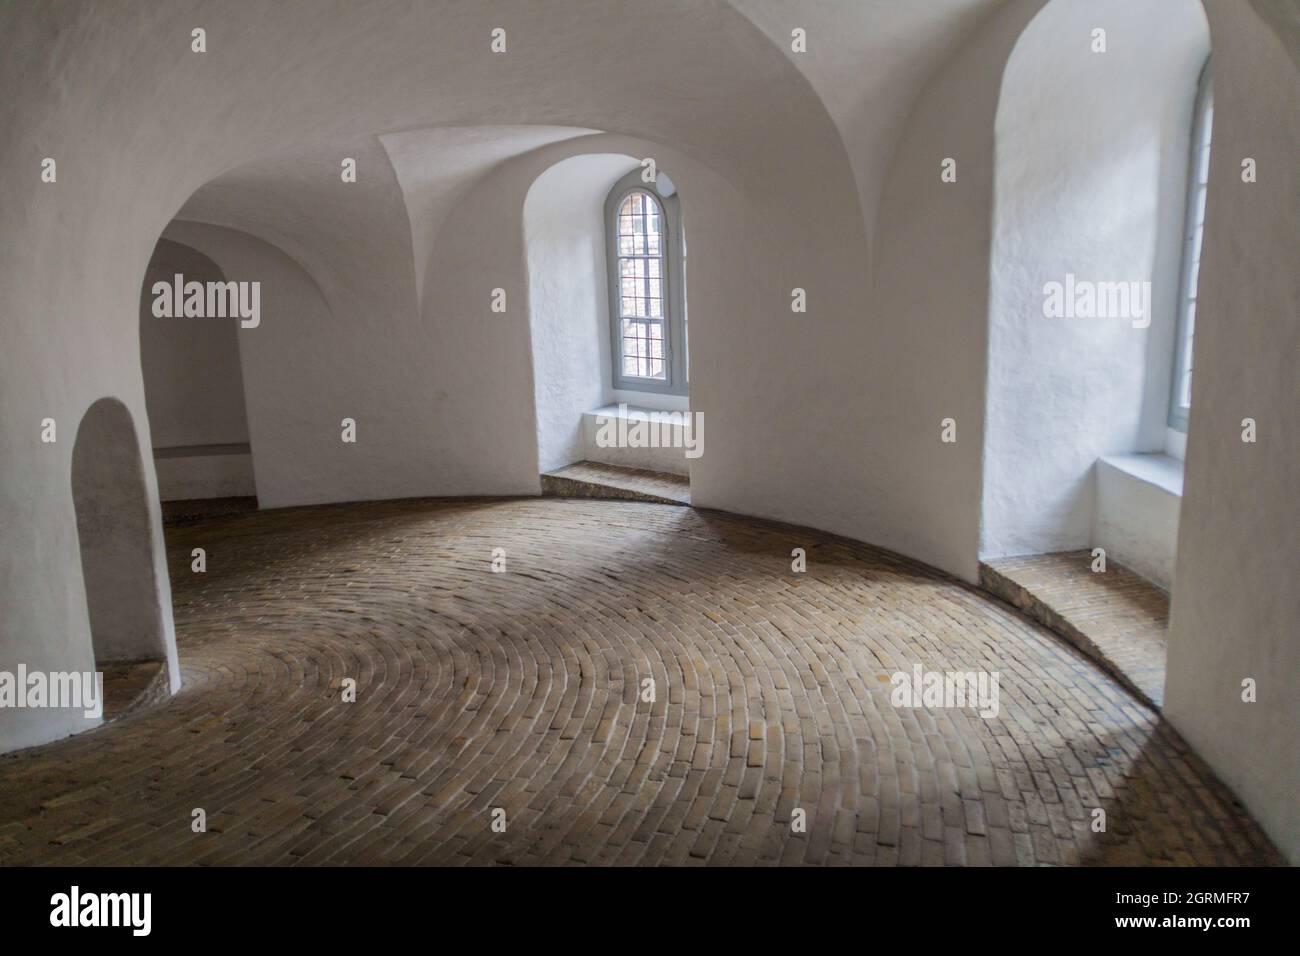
(1169, 59, 1213, 433)
(605, 170, 687, 395)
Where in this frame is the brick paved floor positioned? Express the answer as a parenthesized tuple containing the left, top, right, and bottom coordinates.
(100, 660, 169, 720)
(0, 499, 1280, 865)
(981, 553, 1168, 709)
(542, 461, 691, 505)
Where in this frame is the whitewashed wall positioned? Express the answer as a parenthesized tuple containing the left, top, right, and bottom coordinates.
(1163, 0, 1299, 863)
(525, 154, 638, 474)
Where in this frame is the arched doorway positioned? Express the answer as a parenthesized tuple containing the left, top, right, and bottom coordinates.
(139, 238, 257, 510)
(71, 398, 170, 680)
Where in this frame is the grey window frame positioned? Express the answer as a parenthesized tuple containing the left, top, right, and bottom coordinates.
(1169, 58, 1213, 433)
(605, 170, 688, 395)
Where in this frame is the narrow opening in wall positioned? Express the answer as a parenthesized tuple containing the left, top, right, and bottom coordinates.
(71, 397, 171, 718)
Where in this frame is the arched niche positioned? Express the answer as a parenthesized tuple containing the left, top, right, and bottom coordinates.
(980, 0, 1211, 566)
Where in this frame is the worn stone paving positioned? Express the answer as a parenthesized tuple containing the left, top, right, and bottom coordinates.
(100, 660, 169, 720)
(981, 553, 1169, 710)
(542, 461, 691, 505)
(0, 499, 1280, 866)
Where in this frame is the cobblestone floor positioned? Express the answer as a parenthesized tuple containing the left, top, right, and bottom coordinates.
(981, 553, 1168, 709)
(0, 499, 1280, 865)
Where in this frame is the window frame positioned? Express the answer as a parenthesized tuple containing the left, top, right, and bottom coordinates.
(1168, 58, 1213, 433)
(605, 170, 688, 395)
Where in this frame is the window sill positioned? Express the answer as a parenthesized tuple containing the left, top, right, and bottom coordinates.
(580, 404, 694, 477)
(1097, 452, 1184, 498)
(588, 401, 689, 421)
(1093, 453, 1183, 590)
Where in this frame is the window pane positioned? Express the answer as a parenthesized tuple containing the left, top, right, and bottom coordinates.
(1177, 302, 1196, 408)
(614, 189, 667, 382)
(1168, 69, 1210, 431)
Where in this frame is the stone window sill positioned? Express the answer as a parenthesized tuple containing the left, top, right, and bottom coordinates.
(1097, 452, 1184, 498)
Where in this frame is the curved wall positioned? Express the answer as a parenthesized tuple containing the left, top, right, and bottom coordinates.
(866, 0, 1047, 580)
(1164, 0, 1299, 863)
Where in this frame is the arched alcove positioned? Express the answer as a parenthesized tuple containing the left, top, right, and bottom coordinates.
(71, 397, 169, 666)
(980, 0, 1211, 575)
(524, 153, 698, 495)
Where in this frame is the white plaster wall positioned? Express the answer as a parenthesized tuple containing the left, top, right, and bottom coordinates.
(525, 154, 639, 474)
(866, 0, 1048, 582)
(980, 0, 1210, 559)
(731, 0, 1003, 271)
(381, 126, 595, 308)
(1164, 0, 1300, 863)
